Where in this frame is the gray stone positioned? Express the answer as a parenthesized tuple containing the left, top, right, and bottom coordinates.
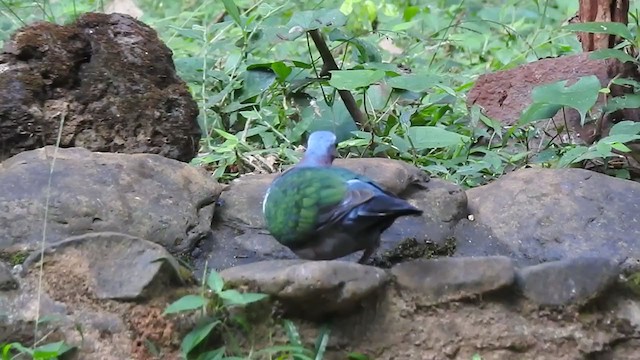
(391, 256, 515, 305)
(377, 178, 467, 258)
(0, 146, 223, 253)
(220, 260, 389, 318)
(21, 232, 186, 300)
(0, 262, 17, 291)
(515, 257, 620, 306)
(455, 167, 640, 266)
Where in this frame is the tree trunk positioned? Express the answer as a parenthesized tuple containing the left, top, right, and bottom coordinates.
(576, 0, 629, 51)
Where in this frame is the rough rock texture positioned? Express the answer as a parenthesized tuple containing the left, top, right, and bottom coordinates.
(21, 232, 187, 300)
(0, 262, 17, 291)
(197, 158, 465, 273)
(0, 234, 188, 360)
(454, 167, 640, 267)
(0, 12, 200, 163)
(301, 287, 640, 360)
(0, 146, 223, 253)
(220, 260, 389, 318)
(515, 257, 620, 306)
(467, 52, 640, 145)
(391, 256, 515, 305)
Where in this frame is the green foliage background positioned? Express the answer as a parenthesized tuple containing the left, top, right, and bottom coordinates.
(1, 0, 640, 189)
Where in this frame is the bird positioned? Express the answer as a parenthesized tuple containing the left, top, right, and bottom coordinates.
(262, 130, 424, 264)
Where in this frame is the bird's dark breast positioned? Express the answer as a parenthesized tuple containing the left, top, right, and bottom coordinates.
(286, 229, 377, 261)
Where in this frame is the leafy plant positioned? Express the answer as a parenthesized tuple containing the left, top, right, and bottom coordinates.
(1, 341, 73, 360)
(163, 269, 269, 359)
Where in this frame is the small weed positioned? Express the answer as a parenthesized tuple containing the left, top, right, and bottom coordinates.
(1, 341, 73, 360)
(163, 268, 330, 359)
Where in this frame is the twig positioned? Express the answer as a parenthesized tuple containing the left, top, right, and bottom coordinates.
(308, 29, 370, 131)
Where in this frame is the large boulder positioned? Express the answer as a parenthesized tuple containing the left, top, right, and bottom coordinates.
(0, 146, 223, 253)
(0, 12, 200, 162)
(454, 167, 640, 268)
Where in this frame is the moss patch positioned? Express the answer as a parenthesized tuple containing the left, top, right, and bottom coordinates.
(0, 250, 30, 266)
(372, 237, 457, 268)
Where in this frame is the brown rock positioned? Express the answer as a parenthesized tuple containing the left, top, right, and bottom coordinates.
(220, 259, 390, 318)
(0, 12, 200, 162)
(391, 256, 515, 305)
(467, 52, 640, 146)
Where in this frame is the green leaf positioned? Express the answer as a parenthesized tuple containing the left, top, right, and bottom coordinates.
(328, 29, 381, 63)
(387, 73, 442, 93)
(3, 343, 13, 358)
(275, 9, 348, 41)
(610, 120, 640, 136)
(219, 289, 268, 305)
(403, 6, 420, 21)
(284, 319, 302, 346)
(558, 146, 589, 167)
(255, 345, 314, 357)
(314, 325, 330, 360)
(348, 352, 370, 360)
(564, 22, 633, 42)
(610, 142, 632, 152)
(271, 61, 293, 82)
(604, 94, 640, 114)
(181, 320, 220, 355)
(195, 347, 225, 360)
(214, 129, 239, 142)
(206, 271, 225, 293)
(599, 133, 640, 145)
(611, 78, 640, 90)
(239, 69, 276, 102)
(589, 49, 638, 64)
(33, 341, 73, 358)
(529, 76, 601, 125)
(518, 103, 563, 125)
(222, 0, 243, 28)
(301, 97, 358, 142)
(328, 70, 386, 90)
(406, 126, 470, 150)
(164, 295, 208, 314)
(9, 343, 33, 355)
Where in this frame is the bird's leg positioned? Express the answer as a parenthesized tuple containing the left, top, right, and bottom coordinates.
(358, 243, 381, 265)
(358, 234, 382, 264)
(357, 247, 375, 264)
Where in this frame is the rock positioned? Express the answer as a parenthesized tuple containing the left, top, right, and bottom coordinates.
(220, 260, 389, 318)
(0, 262, 17, 291)
(0, 146, 223, 253)
(204, 158, 465, 272)
(515, 257, 620, 306)
(467, 52, 640, 146)
(21, 232, 186, 300)
(376, 178, 467, 263)
(0, 12, 200, 163)
(391, 256, 515, 305)
(0, 262, 136, 358)
(455, 167, 640, 266)
(332, 158, 430, 195)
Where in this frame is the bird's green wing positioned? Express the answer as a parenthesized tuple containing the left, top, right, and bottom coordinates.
(263, 167, 350, 245)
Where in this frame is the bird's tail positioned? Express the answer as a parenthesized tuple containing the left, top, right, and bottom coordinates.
(361, 194, 423, 217)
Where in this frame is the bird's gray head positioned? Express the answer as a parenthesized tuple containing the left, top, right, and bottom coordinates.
(299, 130, 337, 167)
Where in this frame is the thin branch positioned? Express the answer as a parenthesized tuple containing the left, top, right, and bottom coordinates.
(308, 29, 370, 131)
